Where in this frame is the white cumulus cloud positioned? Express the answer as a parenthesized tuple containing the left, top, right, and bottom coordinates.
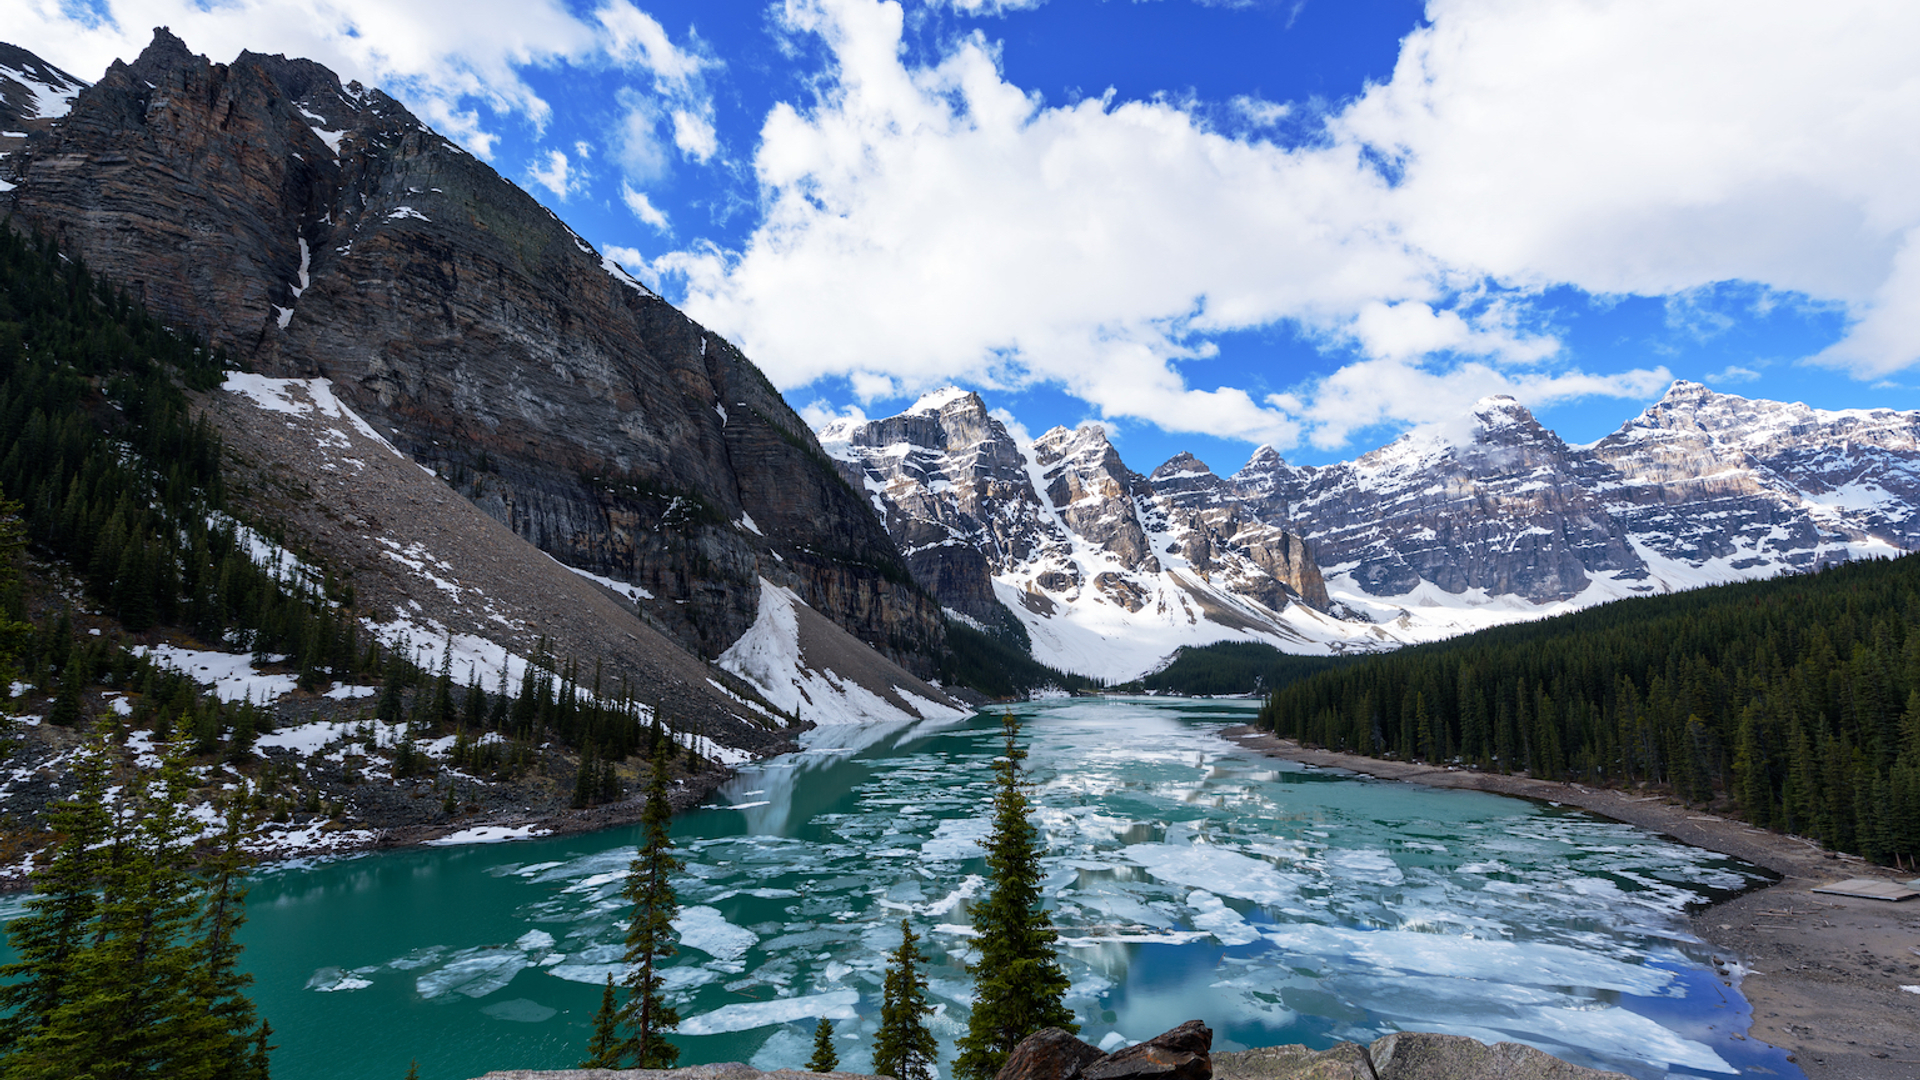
(621, 183, 672, 230)
(657, 0, 1920, 451)
(527, 149, 585, 200)
(8, 0, 720, 171)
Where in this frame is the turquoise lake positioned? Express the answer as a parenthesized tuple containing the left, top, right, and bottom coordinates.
(21, 698, 1804, 1080)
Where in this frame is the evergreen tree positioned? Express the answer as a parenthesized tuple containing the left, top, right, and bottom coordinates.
(8, 751, 211, 1079)
(807, 1018, 839, 1073)
(872, 921, 937, 1080)
(195, 794, 268, 1079)
(620, 735, 681, 1068)
(572, 741, 599, 810)
(0, 736, 113, 1052)
(580, 974, 626, 1069)
(953, 712, 1076, 1080)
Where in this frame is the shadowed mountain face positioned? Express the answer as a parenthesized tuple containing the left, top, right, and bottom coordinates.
(2, 30, 944, 675)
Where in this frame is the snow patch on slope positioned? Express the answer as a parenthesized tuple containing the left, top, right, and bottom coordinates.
(0, 61, 85, 120)
(718, 579, 968, 726)
(222, 374, 406, 460)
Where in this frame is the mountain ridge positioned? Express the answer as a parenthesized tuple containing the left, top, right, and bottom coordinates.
(825, 381, 1916, 681)
(0, 30, 968, 746)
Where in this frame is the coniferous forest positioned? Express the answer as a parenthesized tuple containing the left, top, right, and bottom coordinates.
(1259, 553, 1920, 866)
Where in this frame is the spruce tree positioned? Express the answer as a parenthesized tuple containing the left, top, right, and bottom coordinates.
(872, 920, 938, 1080)
(953, 711, 1075, 1080)
(620, 735, 682, 1068)
(8, 750, 210, 1079)
(195, 794, 268, 1078)
(807, 1017, 838, 1073)
(0, 736, 112, 1052)
(580, 974, 625, 1069)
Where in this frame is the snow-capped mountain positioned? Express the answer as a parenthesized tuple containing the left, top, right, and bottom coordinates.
(825, 383, 1918, 681)
(822, 392, 1375, 681)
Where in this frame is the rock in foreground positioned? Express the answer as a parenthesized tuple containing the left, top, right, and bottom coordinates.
(470, 1026, 1629, 1080)
(1214, 1031, 1631, 1080)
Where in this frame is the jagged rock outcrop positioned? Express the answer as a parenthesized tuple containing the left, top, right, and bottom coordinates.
(821, 389, 1055, 636)
(1253, 385, 1918, 604)
(1032, 423, 1160, 581)
(1142, 453, 1328, 611)
(997, 1021, 1213, 1080)
(1213, 1032, 1630, 1080)
(1580, 380, 1920, 568)
(1, 30, 945, 675)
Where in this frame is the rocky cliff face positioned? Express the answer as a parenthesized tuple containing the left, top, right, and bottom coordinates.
(1, 30, 944, 674)
(1580, 380, 1920, 570)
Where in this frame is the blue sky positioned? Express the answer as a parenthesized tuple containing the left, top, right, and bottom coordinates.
(11, 0, 1917, 471)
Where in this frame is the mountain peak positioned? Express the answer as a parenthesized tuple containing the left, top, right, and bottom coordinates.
(127, 26, 201, 83)
(1654, 379, 1722, 409)
(907, 386, 983, 416)
(1151, 451, 1213, 481)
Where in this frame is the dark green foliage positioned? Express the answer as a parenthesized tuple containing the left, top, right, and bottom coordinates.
(580, 974, 625, 1070)
(0, 227, 353, 672)
(0, 737, 112, 1049)
(620, 736, 681, 1069)
(0, 740, 271, 1078)
(954, 712, 1076, 1080)
(807, 1018, 838, 1073)
(938, 620, 1102, 699)
(872, 920, 938, 1080)
(1120, 642, 1347, 697)
(1260, 554, 1920, 866)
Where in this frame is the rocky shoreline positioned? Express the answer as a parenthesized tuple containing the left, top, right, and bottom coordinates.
(469, 1019, 1634, 1080)
(1220, 725, 1920, 1080)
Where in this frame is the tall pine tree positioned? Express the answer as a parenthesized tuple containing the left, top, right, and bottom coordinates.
(872, 920, 937, 1080)
(0, 736, 113, 1052)
(620, 735, 682, 1068)
(953, 711, 1076, 1080)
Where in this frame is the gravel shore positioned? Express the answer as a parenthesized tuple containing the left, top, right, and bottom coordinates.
(1220, 726, 1920, 1080)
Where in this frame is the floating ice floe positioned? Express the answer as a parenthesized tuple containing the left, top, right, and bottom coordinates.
(673, 906, 759, 961)
(678, 989, 860, 1036)
(306, 967, 373, 993)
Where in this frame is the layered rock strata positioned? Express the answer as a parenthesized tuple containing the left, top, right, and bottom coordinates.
(1, 31, 944, 675)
